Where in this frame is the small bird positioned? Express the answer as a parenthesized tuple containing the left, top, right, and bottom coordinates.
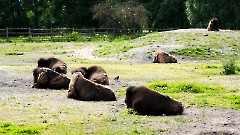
(114, 76, 119, 82)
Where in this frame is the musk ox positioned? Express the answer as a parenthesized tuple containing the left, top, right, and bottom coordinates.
(207, 18, 219, 31)
(67, 72, 116, 101)
(32, 67, 70, 89)
(37, 57, 67, 74)
(153, 50, 177, 63)
(125, 86, 184, 116)
(71, 66, 109, 85)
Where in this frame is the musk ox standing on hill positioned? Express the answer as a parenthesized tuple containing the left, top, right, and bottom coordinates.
(71, 66, 109, 85)
(32, 67, 70, 89)
(207, 18, 219, 31)
(125, 86, 184, 116)
(37, 57, 67, 74)
(153, 50, 177, 63)
(67, 72, 116, 101)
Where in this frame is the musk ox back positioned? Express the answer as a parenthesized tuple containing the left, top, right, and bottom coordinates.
(32, 67, 70, 89)
(37, 57, 67, 74)
(67, 72, 116, 101)
(125, 86, 184, 116)
(71, 66, 109, 85)
(153, 50, 177, 63)
(207, 18, 219, 31)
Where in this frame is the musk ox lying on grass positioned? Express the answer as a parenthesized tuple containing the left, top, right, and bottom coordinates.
(67, 72, 116, 101)
(207, 18, 219, 31)
(32, 67, 70, 89)
(125, 86, 184, 116)
(37, 57, 67, 74)
(71, 65, 109, 85)
(153, 50, 177, 63)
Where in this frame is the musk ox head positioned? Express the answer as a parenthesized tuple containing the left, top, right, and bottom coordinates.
(37, 58, 50, 68)
(153, 50, 177, 63)
(125, 86, 136, 108)
(51, 62, 67, 74)
(207, 18, 219, 31)
(87, 66, 109, 85)
(37, 57, 67, 74)
(71, 66, 88, 76)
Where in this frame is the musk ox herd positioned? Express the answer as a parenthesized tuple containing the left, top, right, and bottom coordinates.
(32, 55, 184, 116)
(30, 20, 222, 116)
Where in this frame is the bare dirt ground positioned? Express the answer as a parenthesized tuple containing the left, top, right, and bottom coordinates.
(0, 29, 240, 134)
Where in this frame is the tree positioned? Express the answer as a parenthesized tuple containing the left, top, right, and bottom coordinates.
(0, 0, 30, 28)
(139, 0, 189, 28)
(91, 0, 150, 29)
(186, 0, 240, 29)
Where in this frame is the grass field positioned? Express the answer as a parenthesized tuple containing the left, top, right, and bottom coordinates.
(0, 29, 239, 134)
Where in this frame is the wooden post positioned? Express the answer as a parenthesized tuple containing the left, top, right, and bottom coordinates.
(29, 27, 31, 37)
(113, 28, 115, 37)
(93, 27, 95, 35)
(50, 27, 53, 38)
(6, 27, 8, 41)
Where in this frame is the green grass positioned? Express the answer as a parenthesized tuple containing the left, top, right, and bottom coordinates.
(0, 30, 240, 134)
(169, 47, 223, 60)
(0, 123, 46, 134)
(146, 81, 226, 93)
(143, 81, 239, 109)
(93, 31, 240, 60)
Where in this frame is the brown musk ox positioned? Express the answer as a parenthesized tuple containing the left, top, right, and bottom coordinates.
(32, 67, 70, 89)
(207, 18, 219, 31)
(125, 86, 184, 116)
(71, 66, 88, 76)
(71, 66, 109, 85)
(37, 57, 67, 74)
(67, 72, 116, 101)
(153, 50, 177, 63)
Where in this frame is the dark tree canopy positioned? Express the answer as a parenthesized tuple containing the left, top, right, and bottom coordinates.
(0, 0, 239, 29)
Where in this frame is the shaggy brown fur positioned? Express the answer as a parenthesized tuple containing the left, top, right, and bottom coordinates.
(67, 72, 116, 101)
(32, 67, 70, 89)
(71, 66, 88, 76)
(125, 86, 184, 116)
(153, 50, 177, 63)
(71, 66, 109, 85)
(37, 57, 67, 74)
(207, 18, 219, 31)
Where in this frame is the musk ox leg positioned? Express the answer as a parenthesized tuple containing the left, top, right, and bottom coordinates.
(33, 71, 48, 88)
(67, 73, 80, 99)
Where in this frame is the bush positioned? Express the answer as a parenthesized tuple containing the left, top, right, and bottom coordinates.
(222, 57, 236, 75)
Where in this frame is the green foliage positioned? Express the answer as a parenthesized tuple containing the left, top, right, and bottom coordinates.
(169, 47, 222, 60)
(222, 57, 237, 75)
(223, 95, 240, 109)
(0, 123, 46, 134)
(91, 1, 150, 29)
(146, 81, 225, 93)
(186, 0, 240, 29)
(144, 0, 189, 28)
(0, 0, 239, 29)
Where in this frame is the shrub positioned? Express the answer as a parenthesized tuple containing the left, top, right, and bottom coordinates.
(222, 57, 236, 75)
